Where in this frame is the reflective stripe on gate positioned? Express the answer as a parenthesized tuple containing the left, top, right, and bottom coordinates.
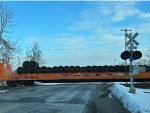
(117, 73, 125, 75)
(100, 73, 125, 76)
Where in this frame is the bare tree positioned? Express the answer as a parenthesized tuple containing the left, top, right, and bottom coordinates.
(118, 61, 125, 66)
(0, 2, 14, 63)
(134, 59, 147, 65)
(2, 39, 21, 64)
(26, 41, 44, 66)
(145, 48, 150, 58)
(134, 48, 150, 66)
(0, 2, 13, 37)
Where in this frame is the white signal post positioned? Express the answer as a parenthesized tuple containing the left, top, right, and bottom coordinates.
(126, 32, 139, 94)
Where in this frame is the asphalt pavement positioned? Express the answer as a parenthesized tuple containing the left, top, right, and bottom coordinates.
(0, 83, 130, 113)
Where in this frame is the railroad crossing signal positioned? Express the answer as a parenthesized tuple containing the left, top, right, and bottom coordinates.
(120, 51, 130, 60)
(120, 51, 142, 60)
(120, 32, 142, 61)
(120, 30, 142, 94)
(126, 32, 139, 50)
(132, 51, 142, 60)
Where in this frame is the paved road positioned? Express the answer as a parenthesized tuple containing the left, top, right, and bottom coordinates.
(0, 83, 130, 113)
(84, 83, 130, 113)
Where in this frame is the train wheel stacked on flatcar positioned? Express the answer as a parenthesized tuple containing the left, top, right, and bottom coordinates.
(41, 66, 47, 73)
(29, 61, 39, 73)
(91, 66, 98, 72)
(34, 67, 41, 73)
(75, 66, 80, 72)
(58, 66, 64, 73)
(80, 67, 87, 72)
(29, 61, 38, 68)
(23, 61, 30, 68)
(102, 65, 109, 72)
(69, 66, 75, 72)
(21, 61, 40, 74)
(114, 65, 120, 72)
(86, 66, 92, 72)
(119, 66, 123, 72)
(98, 66, 102, 72)
(117, 66, 121, 72)
(120, 66, 125, 72)
(64, 66, 69, 73)
(148, 65, 150, 72)
(22, 61, 30, 74)
(29, 68, 35, 74)
(22, 67, 30, 74)
(47, 67, 53, 73)
(126, 65, 130, 72)
(52, 66, 58, 73)
(142, 65, 149, 72)
(17, 67, 23, 74)
(109, 66, 114, 72)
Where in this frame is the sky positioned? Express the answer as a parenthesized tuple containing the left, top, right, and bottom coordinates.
(2, 1, 150, 68)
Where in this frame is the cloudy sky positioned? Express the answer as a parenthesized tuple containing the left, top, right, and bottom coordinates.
(5, 1, 150, 68)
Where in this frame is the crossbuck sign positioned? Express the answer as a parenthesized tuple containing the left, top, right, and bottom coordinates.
(126, 32, 139, 50)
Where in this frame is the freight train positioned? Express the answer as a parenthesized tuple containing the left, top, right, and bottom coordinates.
(0, 61, 150, 87)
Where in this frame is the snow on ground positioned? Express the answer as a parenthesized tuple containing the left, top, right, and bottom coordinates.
(34, 82, 65, 85)
(34, 82, 108, 85)
(110, 83, 150, 113)
(0, 90, 8, 93)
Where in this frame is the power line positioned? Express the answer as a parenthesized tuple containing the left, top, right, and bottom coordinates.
(48, 39, 124, 51)
(135, 3, 150, 31)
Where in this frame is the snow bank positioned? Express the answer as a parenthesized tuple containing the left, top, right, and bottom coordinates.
(110, 83, 150, 113)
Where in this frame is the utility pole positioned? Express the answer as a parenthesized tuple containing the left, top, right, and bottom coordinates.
(120, 29, 132, 66)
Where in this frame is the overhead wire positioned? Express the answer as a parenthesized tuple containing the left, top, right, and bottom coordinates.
(135, 3, 150, 32)
(48, 38, 124, 51)
(49, 3, 150, 51)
